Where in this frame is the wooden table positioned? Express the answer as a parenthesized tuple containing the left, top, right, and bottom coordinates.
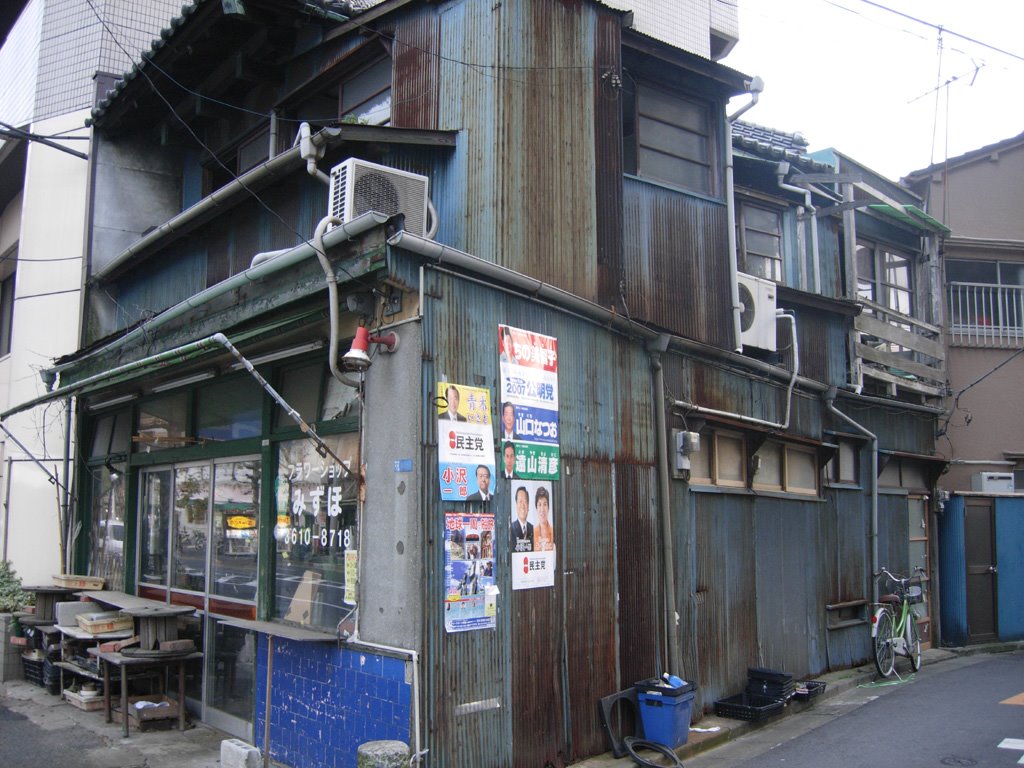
(89, 647, 203, 737)
(20, 585, 80, 623)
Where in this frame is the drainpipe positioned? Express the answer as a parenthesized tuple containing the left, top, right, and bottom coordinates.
(776, 162, 821, 293)
(727, 76, 764, 351)
(649, 334, 681, 677)
(61, 398, 74, 571)
(312, 216, 362, 390)
(298, 121, 332, 185)
(825, 389, 879, 603)
(673, 310, 799, 431)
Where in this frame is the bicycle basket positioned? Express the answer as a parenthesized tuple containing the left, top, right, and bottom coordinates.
(906, 585, 924, 604)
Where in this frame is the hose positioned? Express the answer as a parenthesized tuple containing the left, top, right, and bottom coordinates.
(623, 737, 685, 767)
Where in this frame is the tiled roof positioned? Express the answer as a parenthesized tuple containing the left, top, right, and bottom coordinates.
(732, 120, 832, 172)
(89, 0, 384, 125)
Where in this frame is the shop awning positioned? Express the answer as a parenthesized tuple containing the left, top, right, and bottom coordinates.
(868, 204, 951, 235)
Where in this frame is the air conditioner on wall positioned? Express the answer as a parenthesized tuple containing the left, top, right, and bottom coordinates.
(737, 272, 777, 351)
(328, 158, 429, 236)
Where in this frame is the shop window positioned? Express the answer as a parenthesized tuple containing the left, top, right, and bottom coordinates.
(273, 360, 324, 431)
(88, 464, 125, 586)
(173, 464, 211, 592)
(196, 376, 262, 441)
(136, 392, 189, 451)
(211, 460, 260, 602)
(91, 409, 132, 456)
(273, 433, 359, 630)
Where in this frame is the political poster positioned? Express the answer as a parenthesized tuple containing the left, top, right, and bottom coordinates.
(437, 382, 497, 501)
(444, 511, 497, 632)
(497, 325, 560, 481)
(509, 479, 556, 590)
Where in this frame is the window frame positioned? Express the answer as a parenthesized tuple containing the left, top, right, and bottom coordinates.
(737, 200, 784, 282)
(857, 238, 914, 317)
(623, 75, 721, 197)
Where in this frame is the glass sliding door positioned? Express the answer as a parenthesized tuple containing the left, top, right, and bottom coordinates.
(137, 458, 259, 739)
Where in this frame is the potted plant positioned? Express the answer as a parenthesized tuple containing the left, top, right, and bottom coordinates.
(0, 560, 29, 681)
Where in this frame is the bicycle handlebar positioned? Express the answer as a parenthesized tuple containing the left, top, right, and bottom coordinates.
(875, 566, 925, 593)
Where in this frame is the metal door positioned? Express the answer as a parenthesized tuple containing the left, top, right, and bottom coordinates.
(964, 498, 998, 642)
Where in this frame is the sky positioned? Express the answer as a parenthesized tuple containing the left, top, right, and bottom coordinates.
(721, 0, 1024, 181)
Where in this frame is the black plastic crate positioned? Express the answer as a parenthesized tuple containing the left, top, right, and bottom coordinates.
(793, 680, 827, 701)
(21, 656, 45, 688)
(714, 692, 785, 721)
(747, 667, 792, 684)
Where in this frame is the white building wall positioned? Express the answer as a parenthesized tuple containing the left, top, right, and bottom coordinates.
(602, 0, 738, 59)
(0, 0, 43, 131)
(1, 110, 90, 582)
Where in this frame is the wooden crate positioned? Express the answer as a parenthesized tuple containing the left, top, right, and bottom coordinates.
(113, 694, 182, 731)
(64, 688, 105, 711)
(53, 574, 106, 590)
(76, 612, 133, 634)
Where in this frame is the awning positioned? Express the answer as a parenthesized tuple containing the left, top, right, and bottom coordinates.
(868, 204, 951, 235)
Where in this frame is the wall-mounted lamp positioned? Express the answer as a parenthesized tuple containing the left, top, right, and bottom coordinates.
(342, 326, 400, 373)
(104, 460, 120, 481)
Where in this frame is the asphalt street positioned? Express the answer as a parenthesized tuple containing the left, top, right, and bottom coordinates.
(685, 650, 1024, 768)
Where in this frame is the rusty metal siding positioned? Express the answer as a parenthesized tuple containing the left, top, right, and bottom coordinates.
(622, 177, 732, 348)
(435, 0, 603, 300)
(393, 7, 440, 129)
(821, 486, 873, 669)
(663, 348, 823, 441)
(787, 305, 847, 387)
(417, 264, 659, 767)
(594, 11, 625, 309)
(833, 401, 938, 457)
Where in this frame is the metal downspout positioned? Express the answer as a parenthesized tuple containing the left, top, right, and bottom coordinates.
(727, 77, 763, 351)
(825, 390, 879, 603)
(649, 334, 680, 677)
(61, 398, 74, 571)
(777, 163, 821, 293)
(312, 216, 362, 389)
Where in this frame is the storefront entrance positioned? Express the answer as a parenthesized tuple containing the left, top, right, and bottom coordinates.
(137, 458, 260, 739)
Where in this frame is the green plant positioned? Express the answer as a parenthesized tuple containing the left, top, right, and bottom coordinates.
(0, 560, 29, 613)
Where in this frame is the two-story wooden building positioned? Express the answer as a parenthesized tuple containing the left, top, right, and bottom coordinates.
(2, 1, 950, 765)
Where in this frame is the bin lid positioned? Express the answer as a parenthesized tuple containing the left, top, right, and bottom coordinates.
(633, 678, 695, 696)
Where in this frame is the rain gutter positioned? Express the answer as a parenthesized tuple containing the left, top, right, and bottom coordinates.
(49, 211, 388, 379)
(91, 126, 342, 283)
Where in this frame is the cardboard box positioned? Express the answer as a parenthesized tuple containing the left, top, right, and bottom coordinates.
(76, 611, 133, 634)
(64, 688, 105, 711)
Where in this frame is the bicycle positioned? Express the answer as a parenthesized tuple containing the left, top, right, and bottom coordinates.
(871, 566, 925, 677)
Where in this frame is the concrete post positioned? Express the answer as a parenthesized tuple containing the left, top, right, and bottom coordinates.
(356, 740, 410, 768)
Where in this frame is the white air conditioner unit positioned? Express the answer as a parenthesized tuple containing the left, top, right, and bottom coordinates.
(328, 158, 429, 236)
(971, 472, 1014, 493)
(737, 272, 777, 351)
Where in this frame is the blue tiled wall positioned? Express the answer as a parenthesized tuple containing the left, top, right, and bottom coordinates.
(254, 636, 411, 768)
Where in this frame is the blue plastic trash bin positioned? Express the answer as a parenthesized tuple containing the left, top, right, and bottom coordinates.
(634, 678, 695, 749)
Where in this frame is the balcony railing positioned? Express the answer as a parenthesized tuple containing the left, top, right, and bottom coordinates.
(947, 282, 1024, 348)
(854, 299, 945, 398)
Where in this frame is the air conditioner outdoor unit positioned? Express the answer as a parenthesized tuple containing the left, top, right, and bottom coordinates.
(971, 472, 1015, 493)
(737, 272, 777, 351)
(328, 158, 429, 236)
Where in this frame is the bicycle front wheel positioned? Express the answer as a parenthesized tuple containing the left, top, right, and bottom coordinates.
(873, 609, 896, 677)
(908, 617, 922, 671)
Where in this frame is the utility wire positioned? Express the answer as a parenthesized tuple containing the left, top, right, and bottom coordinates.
(939, 346, 1024, 436)
(83, 0, 372, 292)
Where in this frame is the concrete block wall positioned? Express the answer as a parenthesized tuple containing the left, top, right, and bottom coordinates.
(255, 636, 412, 768)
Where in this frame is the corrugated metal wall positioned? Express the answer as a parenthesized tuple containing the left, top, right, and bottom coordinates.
(622, 177, 732, 349)
(433, 0, 603, 301)
(417, 264, 658, 767)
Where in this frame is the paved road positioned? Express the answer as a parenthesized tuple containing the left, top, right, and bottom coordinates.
(687, 650, 1024, 768)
